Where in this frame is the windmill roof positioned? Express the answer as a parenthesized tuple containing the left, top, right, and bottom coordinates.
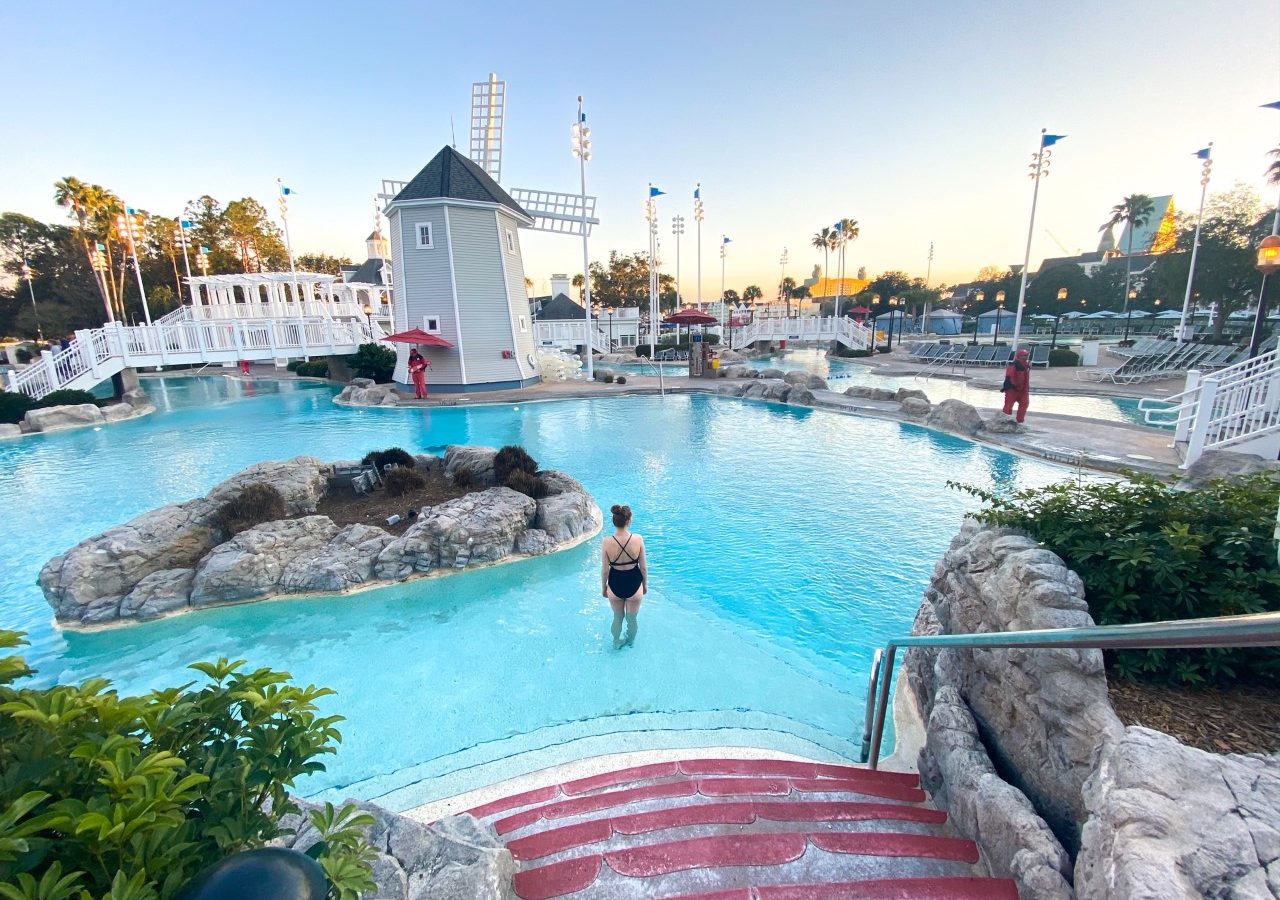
(535, 293, 592, 321)
(393, 146, 529, 218)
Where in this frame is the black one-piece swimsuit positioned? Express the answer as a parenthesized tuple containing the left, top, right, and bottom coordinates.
(607, 534, 645, 599)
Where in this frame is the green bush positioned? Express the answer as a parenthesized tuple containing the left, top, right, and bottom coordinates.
(504, 469, 549, 499)
(361, 447, 416, 471)
(212, 483, 287, 537)
(601, 372, 615, 383)
(834, 347, 874, 358)
(294, 360, 330, 378)
(286, 360, 303, 372)
(493, 445, 538, 485)
(383, 466, 425, 498)
(0, 630, 375, 899)
(615, 375, 627, 384)
(344, 343, 396, 383)
(35, 389, 101, 409)
(14, 349, 32, 364)
(952, 473, 1280, 685)
(1048, 348, 1080, 367)
(0, 392, 34, 424)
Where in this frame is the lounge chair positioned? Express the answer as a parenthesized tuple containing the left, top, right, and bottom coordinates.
(976, 346, 999, 364)
(1029, 344, 1050, 367)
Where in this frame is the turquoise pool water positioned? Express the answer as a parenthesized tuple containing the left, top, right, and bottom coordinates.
(608, 350, 1165, 427)
(0, 376, 1077, 809)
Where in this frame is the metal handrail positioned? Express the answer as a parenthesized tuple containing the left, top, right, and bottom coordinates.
(860, 610, 1280, 770)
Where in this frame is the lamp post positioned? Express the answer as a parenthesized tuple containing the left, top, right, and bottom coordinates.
(1123, 289, 1137, 344)
(719, 236, 730, 343)
(1178, 145, 1213, 343)
(571, 99, 594, 380)
(992, 290, 1006, 345)
(196, 245, 210, 276)
(1251, 234, 1280, 357)
(693, 185, 704, 310)
(779, 247, 789, 318)
(886, 297, 900, 351)
(20, 261, 43, 342)
(1051, 287, 1067, 350)
(116, 207, 152, 325)
(362, 302, 373, 335)
(672, 215, 685, 310)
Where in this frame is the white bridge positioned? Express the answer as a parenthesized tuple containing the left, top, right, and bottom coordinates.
(731, 316, 872, 351)
(8, 306, 379, 400)
(533, 321, 613, 354)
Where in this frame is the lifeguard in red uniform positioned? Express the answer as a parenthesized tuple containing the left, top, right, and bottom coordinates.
(1001, 348, 1031, 423)
(408, 348, 430, 399)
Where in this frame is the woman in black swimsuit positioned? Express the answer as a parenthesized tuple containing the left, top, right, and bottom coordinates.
(601, 504, 647, 649)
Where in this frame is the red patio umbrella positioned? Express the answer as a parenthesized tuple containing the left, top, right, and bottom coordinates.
(848, 305, 871, 321)
(662, 306, 720, 345)
(382, 328, 454, 348)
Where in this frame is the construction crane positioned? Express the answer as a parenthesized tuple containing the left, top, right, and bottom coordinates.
(1044, 229, 1080, 256)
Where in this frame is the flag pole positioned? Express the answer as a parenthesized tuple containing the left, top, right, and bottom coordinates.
(1011, 129, 1060, 351)
(1178, 145, 1212, 344)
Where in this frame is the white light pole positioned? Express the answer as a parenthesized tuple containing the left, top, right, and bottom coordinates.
(91, 242, 114, 324)
(779, 247, 789, 318)
(277, 179, 306, 338)
(720, 236, 731, 345)
(1178, 145, 1213, 344)
(672, 215, 685, 308)
(117, 207, 152, 325)
(1011, 129, 1065, 350)
(693, 185, 704, 310)
(922, 241, 934, 333)
(646, 186, 663, 361)
(20, 260, 43, 341)
(572, 99, 594, 379)
(175, 218, 193, 305)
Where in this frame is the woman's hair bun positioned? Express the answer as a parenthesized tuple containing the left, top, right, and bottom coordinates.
(611, 504, 623, 514)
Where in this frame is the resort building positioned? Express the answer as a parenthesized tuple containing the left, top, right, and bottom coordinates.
(383, 145, 541, 392)
(532, 275, 640, 353)
(1034, 195, 1177, 280)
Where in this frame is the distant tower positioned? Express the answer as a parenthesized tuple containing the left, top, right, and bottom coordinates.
(366, 228, 389, 260)
(1098, 224, 1116, 254)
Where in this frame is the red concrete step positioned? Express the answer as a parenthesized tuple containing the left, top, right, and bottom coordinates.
(497, 776, 926, 835)
(506, 801, 949, 862)
(668, 876, 1020, 899)
(469, 758, 921, 821)
(511, 832, 983, 898)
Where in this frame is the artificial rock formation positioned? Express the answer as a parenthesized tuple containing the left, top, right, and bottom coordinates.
(39, 448, 600, 627)
(18, 388, 155, 434)
(715, 378, 816, 407)
(280, 801, 515, 900)
(924, 398, 985, 435)
(906, 521, 1124, 850)
(334, 378, 400, 407)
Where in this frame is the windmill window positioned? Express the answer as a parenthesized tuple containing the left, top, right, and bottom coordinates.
(415, 222, 434, 249)
(424, 316, 441, 334)
(505, 228, 516, 253)
(518, 315, 528, 333)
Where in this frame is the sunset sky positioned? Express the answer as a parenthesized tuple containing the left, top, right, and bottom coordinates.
(3, 0, 1278, 297)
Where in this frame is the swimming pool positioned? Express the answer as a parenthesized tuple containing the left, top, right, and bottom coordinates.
(606, 350, 1165, 427)
(0, 376, 1077, 809)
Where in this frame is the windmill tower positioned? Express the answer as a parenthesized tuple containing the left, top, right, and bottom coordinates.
(379, 74, 600, 392)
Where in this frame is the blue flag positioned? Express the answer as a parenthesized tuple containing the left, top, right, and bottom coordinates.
(649, 186, 665, 197)
(1262, 101, 1280, 110)
(1041, 133, 1066, 148)
(694, 186, 700, 200)
(1195, 147, 1212, 160)
(179, 219, 192, 229)
(722, 236, 732, 244)
(280, 185, 293, 196)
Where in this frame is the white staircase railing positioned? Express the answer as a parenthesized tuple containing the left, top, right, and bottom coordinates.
(7, 315, 376, 400)
(731, 316, 870, 351)
(1140, 349, 1280, 467)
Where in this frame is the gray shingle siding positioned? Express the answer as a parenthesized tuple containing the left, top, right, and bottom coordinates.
(392, 205, 463, 382)
(448, 206, 528, 384)
(496, 210, 538, 380)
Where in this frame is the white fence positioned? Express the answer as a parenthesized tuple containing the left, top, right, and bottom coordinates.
(732, 316, 871, 351)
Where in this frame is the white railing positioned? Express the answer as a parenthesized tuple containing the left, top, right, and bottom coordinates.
(188, 299, 393, 323)
(732, 316, 870, 351)
(534, 320, 612, 353)
(8, 317, 375, 400)
(1140, 349, 1280, 467)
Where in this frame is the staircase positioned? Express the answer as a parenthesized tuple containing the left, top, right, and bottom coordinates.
(1140, 347, 1280, 467)
(7, 314, 375, 400)
(463, 757, 1014, 899)
(732, 318, 870, 353)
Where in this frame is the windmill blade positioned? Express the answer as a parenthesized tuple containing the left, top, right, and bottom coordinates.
(510, 188, 599, 236)
(470, 74, 506, 182)
(377, 179, 408, 202)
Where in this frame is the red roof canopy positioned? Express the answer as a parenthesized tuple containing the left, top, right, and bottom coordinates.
(663, 307, 719, 325)
(848, 306, 871, 315)
(382, 329, 454, 348)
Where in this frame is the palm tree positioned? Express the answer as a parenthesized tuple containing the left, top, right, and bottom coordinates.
(54, 176, 112, 316)
(742, 285, 763, 305)
(836, 218, 860, 315)
(780, 276, 797, 317)
(1268, 146, 1280, 187)
(811, 228, 833, 313)
(86, 185, 126, 319)
(1100, 194, 1155, 317)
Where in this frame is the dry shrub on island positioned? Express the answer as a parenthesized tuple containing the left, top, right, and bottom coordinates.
(383, 466, 426, 497)
(212, 483, 286, 537)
